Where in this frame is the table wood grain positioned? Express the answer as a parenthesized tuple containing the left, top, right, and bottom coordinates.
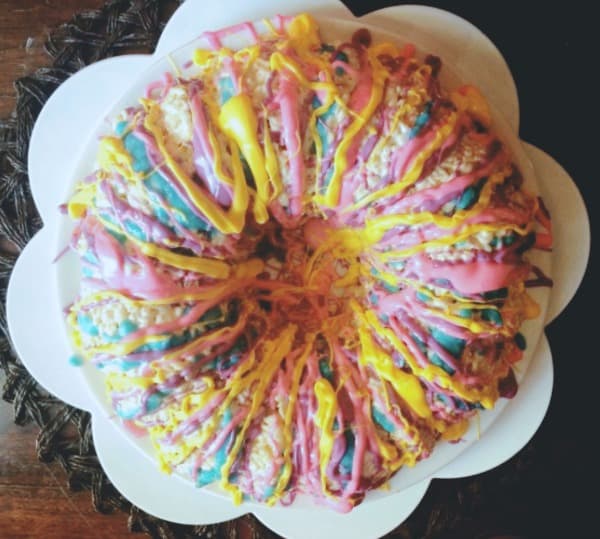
(0, 398, 129, 538)
(1, 1, 597, 538)
(0, 0, 106, 118)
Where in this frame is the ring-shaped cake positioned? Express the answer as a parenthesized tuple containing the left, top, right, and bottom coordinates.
(62, 13, 553, 512)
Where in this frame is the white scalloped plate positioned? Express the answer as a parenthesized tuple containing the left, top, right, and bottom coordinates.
(6, 1, 590, 538)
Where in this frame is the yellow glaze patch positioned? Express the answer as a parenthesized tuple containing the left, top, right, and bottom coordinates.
(314, 377, 338, 496)
(357, 327, 431, 420)
(451, 85, 491, 127)
(218, 94, 270, 207)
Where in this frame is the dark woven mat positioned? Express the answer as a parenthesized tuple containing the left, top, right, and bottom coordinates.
(0, 2, 543, 538)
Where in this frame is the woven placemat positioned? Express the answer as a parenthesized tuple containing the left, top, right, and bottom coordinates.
(0, 2, 539, 537)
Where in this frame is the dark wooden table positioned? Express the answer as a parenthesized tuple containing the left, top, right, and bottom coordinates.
(1, 1, 597, 538)
(0, 1, 103, 117)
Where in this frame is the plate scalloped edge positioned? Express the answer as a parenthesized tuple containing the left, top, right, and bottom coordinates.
(6, 1, 590, 538)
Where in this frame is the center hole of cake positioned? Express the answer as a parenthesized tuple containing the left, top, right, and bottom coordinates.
(254, 217, 359, 332)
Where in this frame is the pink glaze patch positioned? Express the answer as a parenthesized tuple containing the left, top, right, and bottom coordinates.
(277, 74, 305, 216)
(303, 218, 336, 249)
(409, 253, 520, 295)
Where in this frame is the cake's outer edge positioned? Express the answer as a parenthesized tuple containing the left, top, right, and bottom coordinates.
(154, 0, 354, 59)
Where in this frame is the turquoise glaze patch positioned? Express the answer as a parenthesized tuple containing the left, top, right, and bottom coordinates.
(218, 77, 235, 104)
(123, 132, 151, 173)
(77, 313, 99, 336)
(456, 177, 487, 210)
(118, 320, 138, 337)
(118, 359, 141, 371)
(144, 172, 211, 233)
(372, 406, 395, 433)
(409, 101, 432, 139)
(481, 308, 503, 325)
(124, 219, 146, 242)
(120, 128, 211, 234)
(116, 398, 141, 420)
(115, 120, 128, 136)
(515, 332, 527, 350)
(83, 251, 99, 265)
(339, 430, 355, 474)
(416, 291, 430, 303)
(430, 352, 455, 375)
(68, 355, 84, 367)
(196, 409, 233, 487)
(146, 391, 167, 413)
(318, 358, 334, 382)
(430, 328, 465, 358)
